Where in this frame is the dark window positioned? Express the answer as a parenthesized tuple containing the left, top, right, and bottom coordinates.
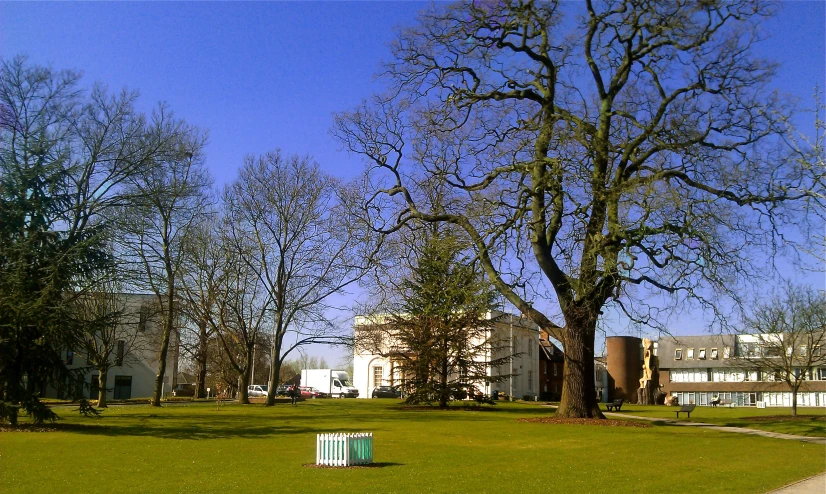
(138, 306, 149, 333)
(115, 340, 125, 366)
(114, 376, 132, 400)
(89, 376, 99, 400)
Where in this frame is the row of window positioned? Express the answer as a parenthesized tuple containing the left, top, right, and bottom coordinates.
(670, 391, 826, 407)
(670, 367, 826, 383)
(674, 347, 729, 360)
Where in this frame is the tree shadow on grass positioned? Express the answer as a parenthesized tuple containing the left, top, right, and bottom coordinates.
(52, 420, 378, 441)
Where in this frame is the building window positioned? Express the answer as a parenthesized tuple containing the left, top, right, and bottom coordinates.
(528, 339, 533, 357)
(113, 376, 132, 400)
(710, 348, 718, 359)
(89, 376, 99, 399)
(553, 364, 558, 377)
(698, 348, 706, 360)
(813, 346, 821, 357)
(675, 349, 682, 360)
(687, 348, 694, 359)
(528, 371, 533, 391)
(115, 340, 125, 366)
(723, 346, 731, 359)
(372, 366, 383, 388)
(138, 305, 149, 333)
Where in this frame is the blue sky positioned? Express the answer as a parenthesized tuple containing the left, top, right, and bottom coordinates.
(2, 2, 824, 361)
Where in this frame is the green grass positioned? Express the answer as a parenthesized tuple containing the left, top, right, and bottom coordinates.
(607, 404, 826, 437)
(1, 400, 824, 493)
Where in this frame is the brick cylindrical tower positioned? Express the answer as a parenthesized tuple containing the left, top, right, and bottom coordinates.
(606, 336, 642, 403)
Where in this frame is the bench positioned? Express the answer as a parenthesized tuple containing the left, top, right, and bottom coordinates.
(605, 399, 624, 412)
(675, 404, 696, 418)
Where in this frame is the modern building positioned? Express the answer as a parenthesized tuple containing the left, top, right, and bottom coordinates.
(604, 334, 826, 407)
(353, 311, 540, 400)
(45, 293, 179, 401)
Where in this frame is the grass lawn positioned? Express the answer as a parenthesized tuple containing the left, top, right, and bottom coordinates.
(607, 404, 826, 437)
(2, 399, 824, 493)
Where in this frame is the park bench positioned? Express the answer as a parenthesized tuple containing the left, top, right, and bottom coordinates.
(605, 399, 624, 412)
(675, 404, 696, 418)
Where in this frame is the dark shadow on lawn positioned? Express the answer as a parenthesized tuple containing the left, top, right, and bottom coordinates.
(386, 404, 557, 415)
(52, 421, 376, 440)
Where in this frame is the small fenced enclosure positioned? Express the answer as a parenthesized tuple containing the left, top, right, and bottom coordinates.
(316, 433, 373, 466)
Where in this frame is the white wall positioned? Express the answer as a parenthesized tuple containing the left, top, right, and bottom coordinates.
(353, 311, 541, 400)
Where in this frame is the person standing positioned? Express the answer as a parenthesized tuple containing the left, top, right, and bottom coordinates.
(291, 384, 300, 406)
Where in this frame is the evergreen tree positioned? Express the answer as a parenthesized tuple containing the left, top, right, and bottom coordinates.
(369, 230, 512, 408)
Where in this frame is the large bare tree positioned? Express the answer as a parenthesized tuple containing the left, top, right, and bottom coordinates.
(334, 1, 823, 417)
(223, 151, 370, 406)
(118, 133, 211, 407)
(179, 215, 222, 399)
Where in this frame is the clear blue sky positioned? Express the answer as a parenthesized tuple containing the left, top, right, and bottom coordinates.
(2, 2, 824, 361)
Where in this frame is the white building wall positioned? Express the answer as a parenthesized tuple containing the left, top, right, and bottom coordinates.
(48, 293, 178, 401)
(354, 311, 541, 400)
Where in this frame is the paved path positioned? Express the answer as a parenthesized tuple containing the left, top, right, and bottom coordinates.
(603, 411, 826, 445)
(767, 473, 826, 493)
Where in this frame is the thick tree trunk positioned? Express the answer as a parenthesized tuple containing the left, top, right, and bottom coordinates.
(556, 311, 604, 419)
(265, 356, 282, 406)
(792, 388, 798, 417)
(97, 369, 108, 408)
(238, 368, 251, 404)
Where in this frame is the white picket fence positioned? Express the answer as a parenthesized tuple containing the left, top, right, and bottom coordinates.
(316, 433, 373, 466)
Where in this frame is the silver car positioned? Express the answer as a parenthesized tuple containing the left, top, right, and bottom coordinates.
(247, 384, 268, 397)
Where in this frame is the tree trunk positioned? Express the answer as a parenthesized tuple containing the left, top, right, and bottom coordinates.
(792, 388, 798, 417)
(265, 341, 283, 406)
(439, 358, 448, 409)
(97, 369, 108, 408)
(238, 369, 251, 404)
(152, 292, 175, 407)
(195, 323, 208, 399)
(556, 311, 604, 419)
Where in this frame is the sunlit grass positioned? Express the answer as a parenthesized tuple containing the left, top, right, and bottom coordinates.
(1, 399, 823, 493)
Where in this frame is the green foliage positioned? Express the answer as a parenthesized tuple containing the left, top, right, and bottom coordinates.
(387, 229, 510, 408)
(0, 57, 109, 424)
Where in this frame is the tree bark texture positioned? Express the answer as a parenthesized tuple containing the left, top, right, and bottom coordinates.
(97, 369, 108, 408)
(556, 313, 604, 418)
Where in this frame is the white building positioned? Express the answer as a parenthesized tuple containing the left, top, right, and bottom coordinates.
(353, 311, 540, 400)
(45, 293, 179, 401)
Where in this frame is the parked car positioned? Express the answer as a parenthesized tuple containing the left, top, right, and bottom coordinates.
(299, 386, 319, 398)
(247, 385, 268, 397)
(276, 385, 290, 396)
(371, 386, 401, 399)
